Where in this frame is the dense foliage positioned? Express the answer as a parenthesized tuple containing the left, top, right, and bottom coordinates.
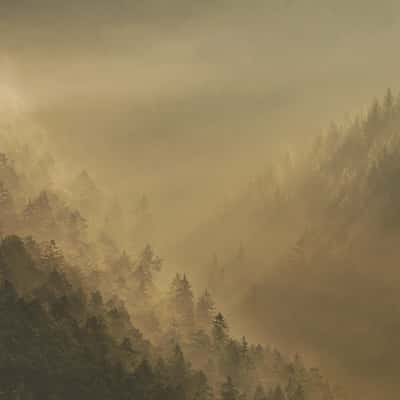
(0, 124, 337, 399)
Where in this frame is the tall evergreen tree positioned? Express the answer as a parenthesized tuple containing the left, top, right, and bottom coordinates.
(168, 344, 189, 389)
(220, 377, 238, 400)
(196, 289, 215, 330)
(190, 371, 213, 400)
(133, 244, 162, 302)
(169, 273, 195, 331)
(212, 313, 229, 348)
(253, 385, 267, 400)
(0, 182, 15, 234)
(272, 386, 286, 400)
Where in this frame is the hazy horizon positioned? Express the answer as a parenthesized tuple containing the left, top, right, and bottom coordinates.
(2, 0, 400, 240)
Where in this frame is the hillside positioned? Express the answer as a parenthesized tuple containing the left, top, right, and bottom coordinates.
(0, 125, 338, 399)
(178, 89, 400, 398)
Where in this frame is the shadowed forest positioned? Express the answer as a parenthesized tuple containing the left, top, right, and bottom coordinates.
(2, 1, 400, 399)
(0, 118, 339, 399)
(2, 87, 400, 400)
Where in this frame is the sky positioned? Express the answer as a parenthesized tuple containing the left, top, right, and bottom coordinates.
(1, 0, 400, 237)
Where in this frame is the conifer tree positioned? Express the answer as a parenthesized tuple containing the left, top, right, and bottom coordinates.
(220, 377, 238, 400)
(133, 244, 162, 302)
(190, 371, 213, 400)
(168, 344, 189, 389)
(253, 385, 267, 400)
(292, 385, 305, 400)
(196, 289, 215, 330)
(169, 273, 195, 331)
(272, 386, 285, 400)
(0, 182, 15, 234)
(212, 313, 229, 348)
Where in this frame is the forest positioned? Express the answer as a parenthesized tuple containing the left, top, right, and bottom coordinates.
(0, 118, 338, 399)
(4, 1, 400, 398)
(180, 89, 400, 399)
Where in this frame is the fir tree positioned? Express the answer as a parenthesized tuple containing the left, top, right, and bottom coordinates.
(196, 289, 215, 330)
(212, 313, 229, 348)
(272, 386, 286, 400)
(253, 385, 267, 400)
(133, 244, 162, 302)
(220, 377, 238, 400)
(169, 273, 195, 331)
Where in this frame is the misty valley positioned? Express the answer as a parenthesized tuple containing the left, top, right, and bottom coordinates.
(0, 128, 335, 399)
(0, 89, 400, 399)
(3, 1, 400, 398)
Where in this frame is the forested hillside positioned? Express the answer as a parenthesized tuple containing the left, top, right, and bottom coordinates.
(0, 126, 338, 399)
(179, 90, 400, 399)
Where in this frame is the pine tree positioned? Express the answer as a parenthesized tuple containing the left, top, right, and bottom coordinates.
(212, 313, 229, 348)
(224, 340, 241, 384)
(0, 153, 19, 194)
(292, 385, 305, 400)
(169, 273, 195, 331)
(240, 336, 249, 358)
(168, 344, 189, 388)
(0, 182, 15, 234)
(41, 240, 65, 270)
(272, 386, 285, 400)
(285, 376, 297, 400)
(0, 182, 13, 209)
(133, 244, 162, 302)
(190, 329, 212, 353)
(0, 279, 18, 308)
(66, 210, 87, 243)
(181, 274, 195, 326)
(190, 370, 213, 400)
(22, 191, 56, 239)
(238, 392, 247, 400)
(196, 289, 215, 330)
(253, 385, 267, 400)
(383, 88, 394, 121)
(71, 169, 103, 217)
(365, 98, 382, 136)
(89, 290, 104, 313)
(293, 354, 307, 390)
(239, 336, 253, 387)
(220, 377, 238, 400)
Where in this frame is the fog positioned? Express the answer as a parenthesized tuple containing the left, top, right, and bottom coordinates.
(2, 1, 400, 398)
(1, 1, 400, 239)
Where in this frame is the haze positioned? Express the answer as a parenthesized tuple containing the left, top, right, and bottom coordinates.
(0, 0, 399, 240)
(2, 1, 400, 399)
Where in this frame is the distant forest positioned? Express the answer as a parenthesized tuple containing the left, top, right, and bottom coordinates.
(181, 89, 400, 399)
(0, 110, 339, 397)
